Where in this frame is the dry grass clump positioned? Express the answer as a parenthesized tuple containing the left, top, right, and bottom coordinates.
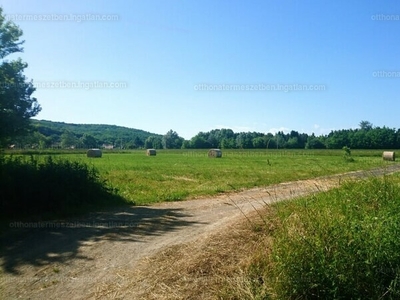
(129, 214, 271, 300)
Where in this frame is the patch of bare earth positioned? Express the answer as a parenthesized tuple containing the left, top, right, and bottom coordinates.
(1, 165, 399, 299)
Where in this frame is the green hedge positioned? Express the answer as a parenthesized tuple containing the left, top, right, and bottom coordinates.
(0, 155, 126, 220)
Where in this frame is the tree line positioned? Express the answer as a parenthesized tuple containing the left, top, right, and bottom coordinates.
(181, 121, 400, 150)
(7, 120, 400, 150)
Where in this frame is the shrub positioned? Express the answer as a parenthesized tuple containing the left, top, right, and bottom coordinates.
(0, 155, 125, 220)
(343, 146, 354, 162)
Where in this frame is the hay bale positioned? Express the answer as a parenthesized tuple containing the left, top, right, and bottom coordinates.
(383, 151, 395, 161)
(147, 149, 157, 156)
(87, 148, 102, 158)
(208, 149, 222, 158)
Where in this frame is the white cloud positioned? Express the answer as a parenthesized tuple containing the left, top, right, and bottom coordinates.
(268, 127, 291, 134)
(311, 126, 335, 136)
(213, 124, 256, 133)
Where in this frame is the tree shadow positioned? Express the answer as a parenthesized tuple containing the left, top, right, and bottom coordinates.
(0, 205, 205, 274)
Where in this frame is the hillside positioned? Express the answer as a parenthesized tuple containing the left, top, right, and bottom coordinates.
(22, 119, 163, 149)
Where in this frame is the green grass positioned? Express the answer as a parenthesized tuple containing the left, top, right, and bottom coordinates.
(240, 173, 400, 299)
(1, 149, 396, 222)
(21, 149, 393, 205)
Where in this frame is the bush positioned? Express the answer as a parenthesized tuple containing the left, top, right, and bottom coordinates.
(247, 176, 400, 299)
(0, 155, 125, 220)
(342, 146, 354, 162)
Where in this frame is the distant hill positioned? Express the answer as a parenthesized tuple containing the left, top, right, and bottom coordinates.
(23, 119, 163, 149)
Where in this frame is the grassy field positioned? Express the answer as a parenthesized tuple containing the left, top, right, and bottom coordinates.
(2, 149, 400, 297)
(10, 149, 396, 205)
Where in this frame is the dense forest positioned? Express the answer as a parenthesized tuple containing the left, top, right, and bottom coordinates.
(7, 120, 400, 150)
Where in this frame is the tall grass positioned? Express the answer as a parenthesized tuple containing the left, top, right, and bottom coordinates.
(0, 155, 125, 221)
(242, 175, 400, 299)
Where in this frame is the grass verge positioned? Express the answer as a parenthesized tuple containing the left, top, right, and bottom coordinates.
(234, 174, 400, 299)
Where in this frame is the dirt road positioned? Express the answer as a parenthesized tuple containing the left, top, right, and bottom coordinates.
(1, 165, 399, 299)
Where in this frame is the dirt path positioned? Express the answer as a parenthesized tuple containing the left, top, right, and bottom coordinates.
(1, 164, 400, 299)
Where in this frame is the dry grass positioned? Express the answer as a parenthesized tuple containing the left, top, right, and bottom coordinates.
(127, 212, 271, 300)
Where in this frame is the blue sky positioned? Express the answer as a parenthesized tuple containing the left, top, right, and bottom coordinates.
(2, 1, 400, 139)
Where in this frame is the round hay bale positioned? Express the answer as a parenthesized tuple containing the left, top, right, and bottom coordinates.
(382, 151, 395, 161)
(87, 148, 102, 158)
(208, 149, 222, 158)
(146, 149, 156, 156)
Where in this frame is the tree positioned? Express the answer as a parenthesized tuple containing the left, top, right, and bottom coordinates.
(0, 8, 41, 146)
(274, 132, 286, 149)
(207, 134, 219, 148)
(144, 135, 162, 149)
(305, 135, 326, 149)
(220, 137, 235, 149)
(252, 137, 266, 148)
(162, 130, 184, 149)
(190, 135, 209, 148)
(286, 137, 300, 149)
(359, 120, 373, 131)
(236, 133, 253, 149)
(81, 133, 98, 148)
(181, 140, 191, 149)
(60, 131, 77, 149)
(325, 130, 350, 149)
(125, 136, 144, 149)
(132, 136, 144, 148)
